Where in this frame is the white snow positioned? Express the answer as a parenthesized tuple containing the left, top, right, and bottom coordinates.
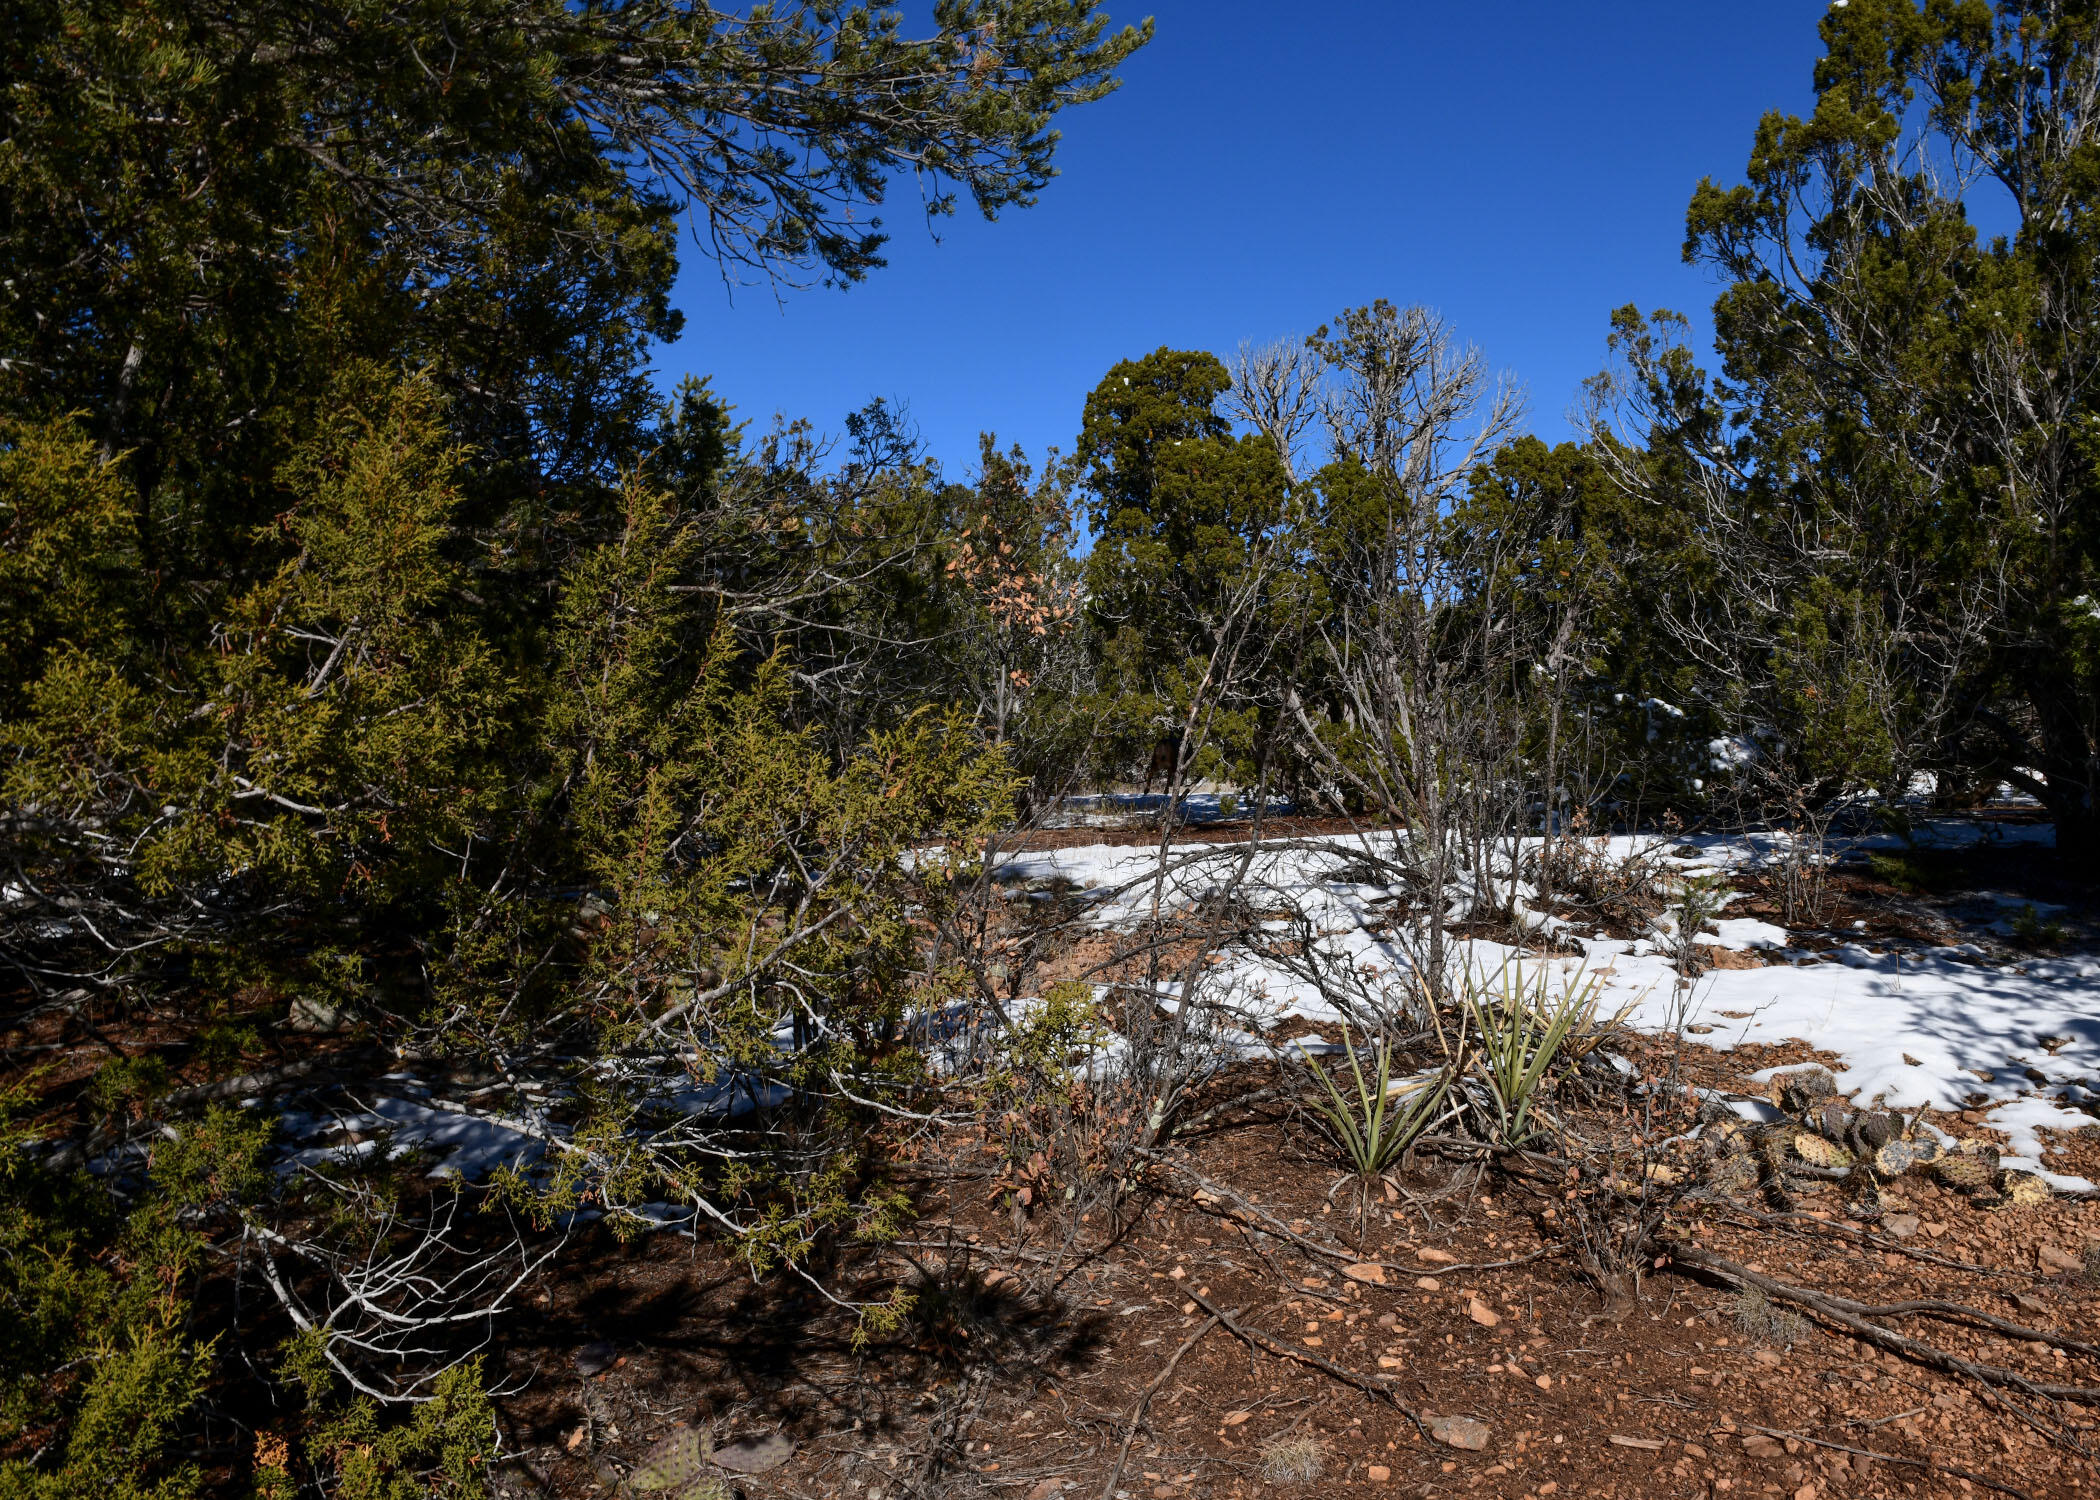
(995, 822, 2100, 1192)
(279, 1093, 553, 1180)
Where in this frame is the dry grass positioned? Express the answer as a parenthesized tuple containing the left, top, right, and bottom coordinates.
(1730, 1283, 1810, 1347)
(1258, 1432, 1327, 1484)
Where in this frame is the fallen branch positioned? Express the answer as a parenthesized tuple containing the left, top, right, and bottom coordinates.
(162, 1057, 324, 1111)
(1670, 1244, 2100, 1402)
(1738, 1424, 2036, 1500)
(1142, 1149, 1361, 1265)
(1830, 1297, 2100, 1362)
(1669, 1242, 2095, 1452)
(1099, 1313, 1221, 1500)
(1411, 1245, 1565, 1277)
(1186, 1290, 1429, 1440)
(1717, 1205, 2005, 1276)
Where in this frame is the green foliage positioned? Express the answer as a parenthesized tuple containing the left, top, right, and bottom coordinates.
(1298, 1034, 1448, 1182)
(306, 1363, 495, 1500)
(1075, 347, 1298, 784)
(1653, 0, 2100, 851)
(0, 1096, 278, 1500)
(1, 2, 1144, 1488)
(1460, 964, 1601, 1148)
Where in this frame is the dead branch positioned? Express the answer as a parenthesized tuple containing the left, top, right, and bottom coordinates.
(1099, 1312, 1222, 1500)
(1186, 1290, 1430, 1440)
(1717, 1205, 2005, 1276)
(1142, 1149, 1362, 1266)
(1669, 1242, 2097, 1452)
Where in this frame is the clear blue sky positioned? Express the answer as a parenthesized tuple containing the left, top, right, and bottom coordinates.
(657, 2, 1834, 478)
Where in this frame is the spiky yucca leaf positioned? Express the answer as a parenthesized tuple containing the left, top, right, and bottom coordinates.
(1299, 1033, 1448, 1181)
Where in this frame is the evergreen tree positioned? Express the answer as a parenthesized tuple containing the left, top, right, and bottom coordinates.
(1645, 0, 2100, 854)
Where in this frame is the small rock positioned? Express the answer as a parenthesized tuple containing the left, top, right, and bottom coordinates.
(573, 1340, 617, 1375)
(2012, 1292, 2049, 1315)
(1367, 1463, 1392, 1482)
(712, 1432, 794, 1474)
(2040, 1244, 2083, 1274)
(1752, 1349, 1783, 1368)
(1221, 1411, 1251, 1427)
(1427, 1415, 1489, 1451)
(1417, 1247, 1457, 1264)
(1703, 945, 1762, 971)
(1376, 1311, 1397, 1327)
(1466, 1299, 1500, 1328)
(1344, 1262, 1388, 1285)
(1534, 1373, 1551, 1390)
(1377, 1355, 1404, 1369)
(1742, 1434, 1786, 1459)
(1881, 1213, 1919, 1239)
(1415, 1276, 1442, 1291)
(1025, 1481, 1065, 1500)
(1152, 1486, 1178, 1499)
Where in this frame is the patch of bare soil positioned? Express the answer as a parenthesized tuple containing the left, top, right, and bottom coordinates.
(492, 1054, 2100, 1500)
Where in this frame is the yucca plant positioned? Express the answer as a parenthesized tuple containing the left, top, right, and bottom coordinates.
(1460, 962, 1602, 1147)
(1299, 1032, 1450, 1243)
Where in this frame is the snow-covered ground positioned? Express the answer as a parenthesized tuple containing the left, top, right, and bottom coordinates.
(260, 816, 2098, 1197)
(994, 821, 2100, 1191)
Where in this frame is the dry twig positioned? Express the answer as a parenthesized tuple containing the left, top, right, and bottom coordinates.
(1185, 1290, 1430, 1439)
(1099, 1313, 1221, 1500)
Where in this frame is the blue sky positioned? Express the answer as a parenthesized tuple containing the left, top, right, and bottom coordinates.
(658, 2, 1835, 479)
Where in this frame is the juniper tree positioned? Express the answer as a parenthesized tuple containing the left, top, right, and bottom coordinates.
(0, 0, 1148, 1484)
(1620, 0, 2100, 857)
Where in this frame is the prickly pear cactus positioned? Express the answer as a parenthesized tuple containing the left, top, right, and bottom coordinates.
(627, 1429, 725, 1500)
(1790, 1132, 1852, 1169)
(2000, 1169, 2052, 1208)
(1931, 1150, 1997, 1193)
(1871, 1136, 1939, 1179)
